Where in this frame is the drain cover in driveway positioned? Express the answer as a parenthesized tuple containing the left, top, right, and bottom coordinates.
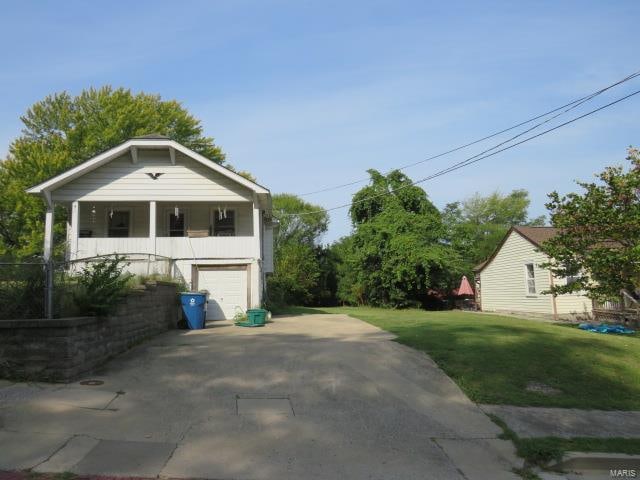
(79, 380, 104, 386)
(236, 394, 294, 416)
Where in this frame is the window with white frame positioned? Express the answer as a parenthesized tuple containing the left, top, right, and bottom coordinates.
(525, 263, 536, 295)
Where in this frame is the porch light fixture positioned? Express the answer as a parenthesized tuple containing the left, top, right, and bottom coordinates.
(90, 205, 97, 224)
(109, 206, 114, 219)
(174, 205, 179, 217)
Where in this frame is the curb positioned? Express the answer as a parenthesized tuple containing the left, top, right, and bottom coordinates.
(550, 451, 640, 471)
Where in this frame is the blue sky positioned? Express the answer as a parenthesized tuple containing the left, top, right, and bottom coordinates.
(1, 1, 638, 242)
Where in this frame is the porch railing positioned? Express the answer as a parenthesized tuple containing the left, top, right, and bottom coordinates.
(76, 236, 256, 260)
(592, 289, 640, 327)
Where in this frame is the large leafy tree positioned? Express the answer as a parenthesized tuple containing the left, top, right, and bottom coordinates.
(541, 147, 640, 300)
(271, 194, 329, 247)
(338, 169, 462, 308)
(0, 86, 225, 258)
(350, 169, 440, 224)
(443, 189, 544, 276)
(267, 194, 330, 307)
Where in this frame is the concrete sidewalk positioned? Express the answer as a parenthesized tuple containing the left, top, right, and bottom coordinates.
(0, 314, 521, 479)
(481, 404, 640, 438)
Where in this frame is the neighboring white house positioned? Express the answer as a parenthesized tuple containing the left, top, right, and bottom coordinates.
(474, 226, 592, 319)
(27, 135, 276, 320)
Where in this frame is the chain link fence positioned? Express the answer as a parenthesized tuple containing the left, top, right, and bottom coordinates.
(0, 254, 174, 320)
(0, 261, 47, 319)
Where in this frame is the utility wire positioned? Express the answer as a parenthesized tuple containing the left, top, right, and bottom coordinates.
(279, 87, 640, 217)
(298, 69, 640, 196)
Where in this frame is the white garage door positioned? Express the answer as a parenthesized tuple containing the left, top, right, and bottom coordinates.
(198, 268, 248, 320)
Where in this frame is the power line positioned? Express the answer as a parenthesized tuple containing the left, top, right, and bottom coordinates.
(279, 87, 640, 217)
(297, 69, 640, 196)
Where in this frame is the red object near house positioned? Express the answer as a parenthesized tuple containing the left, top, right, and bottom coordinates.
(457, 275, 474, 296)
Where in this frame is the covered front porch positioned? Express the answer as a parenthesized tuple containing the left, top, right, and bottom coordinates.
(67, 201, 261, 260)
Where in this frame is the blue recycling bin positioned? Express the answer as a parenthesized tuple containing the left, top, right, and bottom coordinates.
(180, 292, 207, 329)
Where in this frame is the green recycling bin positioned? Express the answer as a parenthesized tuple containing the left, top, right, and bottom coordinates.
(246, 308, 268, 326)
(235, 308, 269, 328)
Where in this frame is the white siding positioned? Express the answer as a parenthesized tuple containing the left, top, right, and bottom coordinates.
(52, 149, 253, 202)
(263, 225, 274, 273)
(76, 236, 257, 260)
(480, 230, 591, 316)
(480, 231, 553, 314)
(155, 236, 256, 259)
(75, 238, 153, 259)
(554, 279, 593, 316)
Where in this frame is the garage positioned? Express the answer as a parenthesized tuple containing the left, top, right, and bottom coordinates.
(195, 266, 249, 320)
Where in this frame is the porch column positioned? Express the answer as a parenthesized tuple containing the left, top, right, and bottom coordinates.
(149, 200, 157, 258)
(252, 193, 261, 258)
(70, 201, 79, 259)
(43, 191, 54, 319)
(43, 204, 54, 263)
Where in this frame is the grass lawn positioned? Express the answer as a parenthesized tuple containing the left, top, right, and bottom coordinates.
(279, 306, 640, 410)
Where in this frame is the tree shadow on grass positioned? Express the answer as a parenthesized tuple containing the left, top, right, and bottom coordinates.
(272, 306, 334, 316)
(248, 307, 640, 410)
(385, 320, 640, 410)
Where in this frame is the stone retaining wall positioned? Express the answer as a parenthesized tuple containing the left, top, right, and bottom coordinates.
(0, 281, 179, 382)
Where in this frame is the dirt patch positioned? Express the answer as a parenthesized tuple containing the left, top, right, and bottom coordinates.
(525, 382, 561, 396)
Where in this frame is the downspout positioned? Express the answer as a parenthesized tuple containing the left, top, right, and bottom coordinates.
(549, 272, 558, 321)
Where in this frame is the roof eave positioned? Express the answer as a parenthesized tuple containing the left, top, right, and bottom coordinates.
(475, 226, 557, 274)
(25, 139, 270, 196)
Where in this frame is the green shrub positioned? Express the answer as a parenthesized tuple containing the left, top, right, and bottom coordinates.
(73, 256, 132, 316)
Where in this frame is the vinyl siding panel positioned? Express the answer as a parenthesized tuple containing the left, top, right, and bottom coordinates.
(554, 280, 593, 315)
(480, 231, 593, 316)
(52, 149, 253, 202)
(480, 231, 553, 314)
(263, 225, 274, 273)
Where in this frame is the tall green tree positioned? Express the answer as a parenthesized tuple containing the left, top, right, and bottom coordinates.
(541, 147, 640, 300)
(337, 169, 462, 308)
(443, 189, 544, 276)
(272, 194, 329, 247)
(267, 194, 330, 307)
(0, 86, 225, 258)
(350, 169, 440, 225)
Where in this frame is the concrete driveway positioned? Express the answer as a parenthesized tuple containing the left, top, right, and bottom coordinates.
(0, 314, 521, 479)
